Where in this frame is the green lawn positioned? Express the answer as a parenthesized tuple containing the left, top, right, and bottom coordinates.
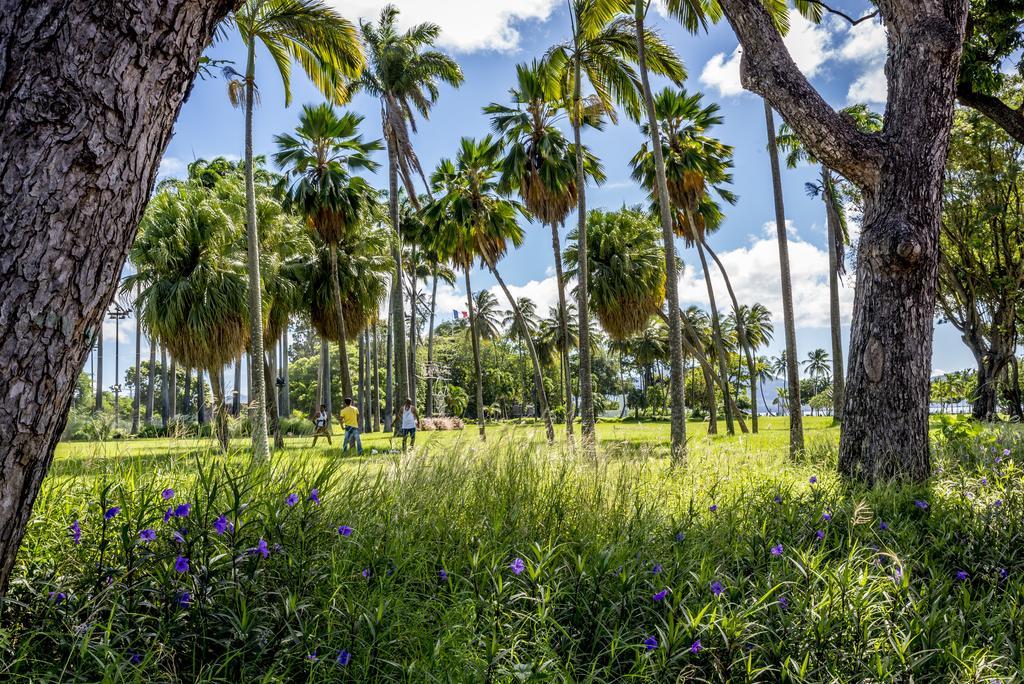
(8, 416, 1022, 681)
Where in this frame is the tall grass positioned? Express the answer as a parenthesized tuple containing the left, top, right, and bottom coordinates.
(2, 425, 1022, 681)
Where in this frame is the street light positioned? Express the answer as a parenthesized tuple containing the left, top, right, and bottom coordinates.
(108, 303, 131, 431)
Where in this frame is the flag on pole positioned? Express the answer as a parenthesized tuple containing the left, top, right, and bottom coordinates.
(453, 309, 459, 320)
(461, 311, 468, 319)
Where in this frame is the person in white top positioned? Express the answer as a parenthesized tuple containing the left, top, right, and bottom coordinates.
(312, 404, 332, 446)
(399, 398, 419, 451)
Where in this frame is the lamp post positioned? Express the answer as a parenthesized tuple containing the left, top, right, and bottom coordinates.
(108, 303, 131, 431)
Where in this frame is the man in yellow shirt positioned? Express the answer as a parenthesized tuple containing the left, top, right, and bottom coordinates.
(340, 397, 362, 455)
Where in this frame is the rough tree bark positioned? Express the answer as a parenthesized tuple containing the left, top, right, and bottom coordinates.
(719, 0, 969, 483)
(145, 336, 156, 425)
(0, 0, 234, 593)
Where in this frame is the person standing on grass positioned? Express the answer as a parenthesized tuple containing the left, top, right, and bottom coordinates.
(312, 404, 331, 446)
(399, 398, 419, 452)
(340, 396, 362, 455)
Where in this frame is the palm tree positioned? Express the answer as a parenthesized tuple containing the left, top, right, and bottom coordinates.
(126, 183, 249, 452)
(730, 303, 773, 429)
(755, 356, 776, 416)
(630, 87, 740, 435)
(563, 207, 666, 342)
(226, 0, 364, 460)
(273, 104, 381, 400)
(486, 60, 604, 441)
(471, 290, 504, 342)
(546, 0, 685, 446)
(776, 104, 882, 422)
(354, 5, 464, 411)
(803, 348, 831, 396)
(425, 136, 533, 440)
(503, 297, 541, 412)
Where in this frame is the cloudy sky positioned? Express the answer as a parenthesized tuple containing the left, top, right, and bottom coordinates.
(94, 0, 974, 392)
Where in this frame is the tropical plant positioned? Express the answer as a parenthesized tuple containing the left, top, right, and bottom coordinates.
(353, 5, 464, 411)
(545, 0, 685, 445)
(803, 348, 832, 396)
(225, 0, 364, 459)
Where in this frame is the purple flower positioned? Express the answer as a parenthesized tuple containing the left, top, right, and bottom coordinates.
(174, 556, 189, 573)
(981, 477, 989, 486)
(361, 568, 370, 579)
(644, 635, 658, 651)
(307, 651, 319, 662)
(653, 589, 668, 602)
(336, 650, 351, 666)
(709, 504, 718, 513)
(49, 591, 67, 604)
(690, 639, 703, 654)
(675, 531, 685, 542)
(651, 563, 663, 575)
(816, 529, 825, 541)
(161, 488, 175, 500)
(69, 520, 81, 545)
(773, 494, 783, 504)
(955, 569, 969, 582)
(286, 493, 299, 507)
(878, 520, 889, 531)
(770, 543, 784, 557)
(129, 652, 142, 666)
(914, 500, 929, 510)
(213, 514, 231, 535)
(439, 569, 448, 581)
(510, 557, 525, 575)
(177, 591, 191, 608)
(309, 489, 320, 505)
(994, 499, 1003, 508)
(104, 506, 120, 520)
(172, 529, 186, 544)
(809, 475, 818, 484)
(822, 512, 832, 522)
(778, 595, 789, 610)
(250, 538, 269, 559)
(174, 503, 191, 518)
(337, 525, 353, 537)
(163, 508, 174, 523)
(999, 568, 1009, 580)
(710, 580, 724, 597)
(139, 528, 156, 542)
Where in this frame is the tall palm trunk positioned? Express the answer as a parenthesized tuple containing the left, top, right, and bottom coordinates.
(159, 345, 169, 430)
(183, 368, 192, 415)
(695, 239, 735, 434)
(372, 321, 381, 431)
(425, 270, 439, 416)
(198, 370, 207, 425)
(281, 327, 290, 416)
(94, 325, 103, 412)
(209, 366, 229, 452)
(550, 223, 575, 437)
(385, 123, 409, 410)
(464, 266, 485, 440)
(704, 242, 759, 432)
(635, 0, 686, 459)
(384, 309, 394, 431)
(408, 246, 418, 404)
(487, 258, 555, 443)
(320, 338, 332, 427)
(265, 345, 282, 449)
(359, 329, 369, 432)
(328, 243, 354, 399)
(764, 102, 804, 456)
(671, 310, 748, 432)
(168, 357, 177, 422)
(131, 289, 142, 434)
(822, 168, 845, 422)
(242, 40, 270, 460)
(570, 51, 595, 450)
(232, 355, 242, 416)
(145, 337, 156, 426)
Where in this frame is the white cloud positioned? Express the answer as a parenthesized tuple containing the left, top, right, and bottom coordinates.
(158, 156, 186, 179)
(847, 65, 886, 105)
(431, 273, 561, 328)
(837, 19, 887, 105)
(337, 0, 559, 52)
(678, 226, 854, 329)
(700, 11, 833, 98)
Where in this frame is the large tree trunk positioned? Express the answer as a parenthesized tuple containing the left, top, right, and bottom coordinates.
(384, 127, 409, 412)
(695, 238, 736, 434)
(384, 310, 393, 432)
(263, 349, 283, 450)
(408, 246, 418, 406)
(763, 103, 804, 456)
(1007, 356, 1023, 421)
(145, 335, 156, 426)
(328, 243, 353, 399)
(487, 258, 555, 444)
(822, 169, 846, 422)
(320, 339, 332, 429)
(635, 0, 686, 460)
(425, 271, 439, 417)
(183, 367, 192, 415)
(280, 326, 290, 416)
(550, 223, 575, 437)
(464, 267, 486, 440)
(0, 0, 233, 594)
(196, 369, 206, 425)
(160, 346, 169, 429)
(704, 241, 759, 433)
(242, 39, 270, 461)
(232, 355, 242, 416)
(168, 357, 177, 421)
(571, 57, 595, 450)
(372, 321, 381, 432)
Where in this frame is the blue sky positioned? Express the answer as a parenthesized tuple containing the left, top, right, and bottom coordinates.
(94, 0, 974, 392)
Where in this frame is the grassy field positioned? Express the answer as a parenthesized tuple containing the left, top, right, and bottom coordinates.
(6, 417, 1023, 681)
